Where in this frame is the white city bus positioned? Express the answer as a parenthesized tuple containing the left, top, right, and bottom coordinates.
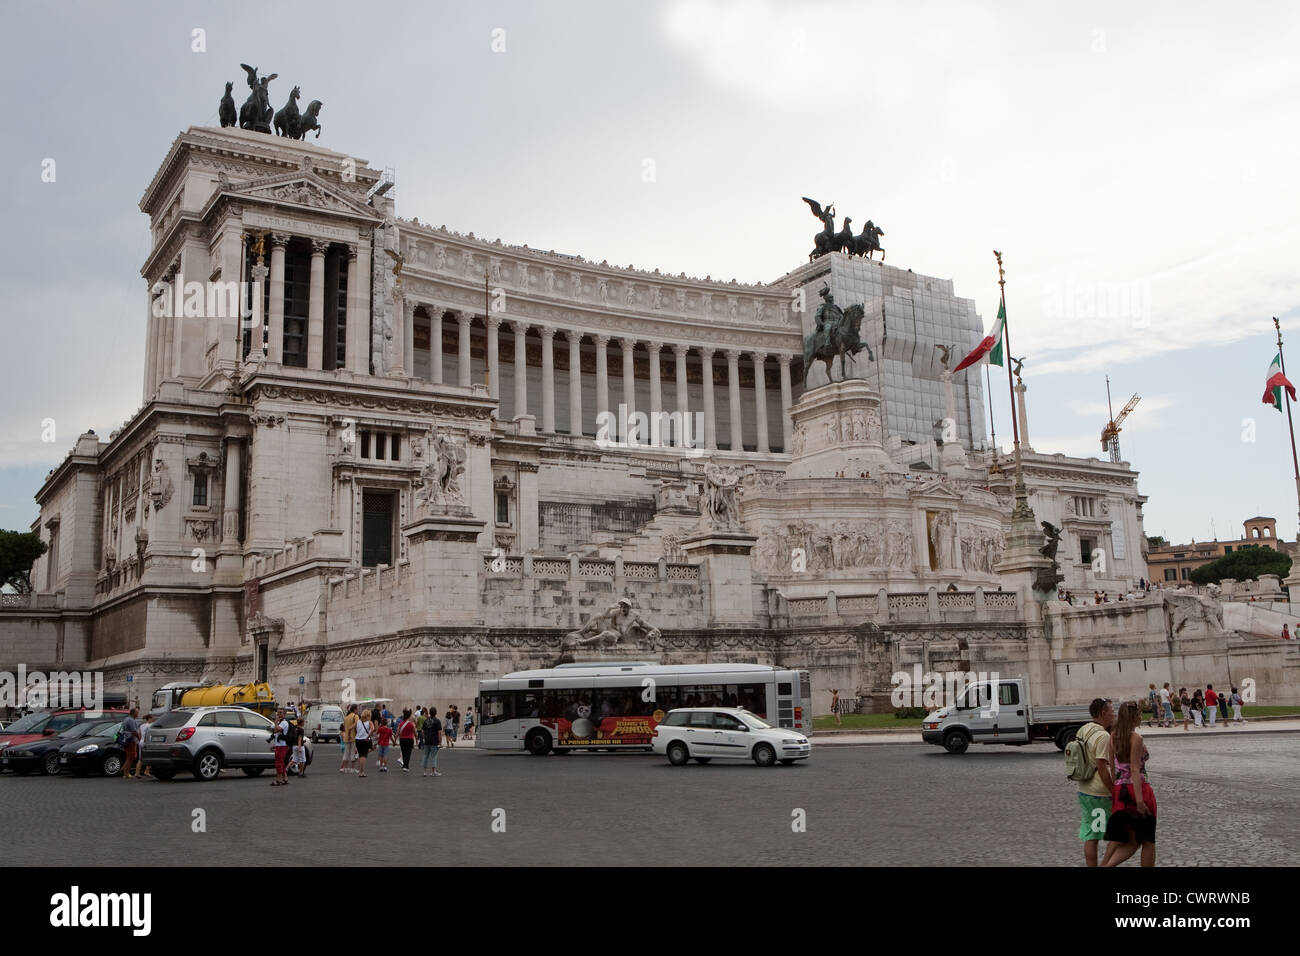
(476, 662, 812, 755)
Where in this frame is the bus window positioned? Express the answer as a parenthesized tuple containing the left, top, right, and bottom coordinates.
(517, 690, 541, 718)
(680, 684, 725, 708)
(481, 693, 512, 725)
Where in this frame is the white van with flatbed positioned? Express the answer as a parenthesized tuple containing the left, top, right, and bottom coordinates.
(921, 677, 1093, 754)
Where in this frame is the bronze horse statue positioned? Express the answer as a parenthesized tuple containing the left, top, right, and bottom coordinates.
(295, 100, 323, 139)
(273, 86, 300, 137)
(803, 286, 873, 385)
(853, 220, 885, 260)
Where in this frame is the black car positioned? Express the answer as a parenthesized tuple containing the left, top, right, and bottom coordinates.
(56, 720, 126, 776)
(1, 718, 123, 776)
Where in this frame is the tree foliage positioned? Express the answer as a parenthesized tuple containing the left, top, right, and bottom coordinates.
(0, 530, 48, 593)
(1188, 545, 1291, 586)
(1145, 535, 1168, 549)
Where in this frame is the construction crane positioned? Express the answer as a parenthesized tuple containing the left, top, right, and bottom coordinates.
(1100, 376, 1140, 463)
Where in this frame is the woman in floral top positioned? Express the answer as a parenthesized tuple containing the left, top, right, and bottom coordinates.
(1102, 700, 1156, 866)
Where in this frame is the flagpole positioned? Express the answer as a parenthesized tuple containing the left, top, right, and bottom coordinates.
(995, 251, 1033, 523)
(1273, 317, 1300, 543)
(986, 363, 999, 473)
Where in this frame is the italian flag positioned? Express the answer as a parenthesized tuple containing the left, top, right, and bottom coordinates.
(1263, 352, 1296, 411)
(953, 300, 1006, 372)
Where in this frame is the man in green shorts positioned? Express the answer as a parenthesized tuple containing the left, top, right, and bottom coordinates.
(1076, 698, 1115, 867)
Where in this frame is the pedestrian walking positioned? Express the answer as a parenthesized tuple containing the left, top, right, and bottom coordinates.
(1159, 683, 1174, 728)
(340, 703, 358, 773)
(355, 709, 374, 777)
(376, 717, 393, 771)
(120, 707, 142, 779)
(271, 708, 290, 786)
(1230, 687, 1245, 723)
(422, 705, 443, 777)
(398, 709, 416, 771)
(463, 707, 475, 741)
(831, 688, 842, 726)
(1217, 687, 1229, 723)
(1179, 688, 1191, 732)
(290, 721, 308, 777)
(1284, 624, 1291, 640)
(1070, 698, 1115, 867)
(1145, 684, 1159, 728)
(1102, 701, 1157, 867)
(415, 707, 426, 749)
(444, 706, 458, 748)
(1204, 684, 1219, 728)
(131, 713, 154, 778)
(1191, 689, 1204, 727)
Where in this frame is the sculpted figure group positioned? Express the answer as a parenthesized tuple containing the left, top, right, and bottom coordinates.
(219, 64, 323, 140)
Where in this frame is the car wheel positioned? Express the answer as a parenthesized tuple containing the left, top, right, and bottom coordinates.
(193, 750, 223, 781)
(752, 743, 776, 767)
(151, 769, 176, 781)
(242, 767, 265, 776)
(101, 754, 123, 777)
(943, 730, 970, 754)
(666, 741, 690, 766)
(1055, 727, 1078, 751)
(311, 732, 319, 743)
(693, 757, 712, 764)
(41, 752, 62, 775)
(524, 730, 552, 756)
(779, 759, 796, 765)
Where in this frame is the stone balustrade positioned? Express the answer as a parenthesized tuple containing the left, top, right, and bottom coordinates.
(0, 592, 64, 611)
(481, 553, 700, 583)
(246, 529, 346, 578)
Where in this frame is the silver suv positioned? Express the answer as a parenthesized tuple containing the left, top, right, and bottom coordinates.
(141, 706, 311, 781)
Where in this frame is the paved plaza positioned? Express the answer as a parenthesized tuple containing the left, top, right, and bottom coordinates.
(2, 731, 1295, 866)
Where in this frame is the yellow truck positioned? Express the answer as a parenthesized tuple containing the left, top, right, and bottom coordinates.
(151, 681, 278, 718)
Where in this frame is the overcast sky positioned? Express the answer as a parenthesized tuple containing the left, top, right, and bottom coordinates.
(2, 0, 1299, 545)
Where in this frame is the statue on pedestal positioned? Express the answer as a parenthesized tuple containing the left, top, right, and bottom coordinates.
(238, 64, 277, 133)
(564, 598, 662, 651)
(803, 285, 872, 386)
(414, 431, 466, 515)
(700, 462, 742, 531)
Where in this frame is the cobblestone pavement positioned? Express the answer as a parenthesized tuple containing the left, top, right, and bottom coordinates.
(2, 732, 1295, 866)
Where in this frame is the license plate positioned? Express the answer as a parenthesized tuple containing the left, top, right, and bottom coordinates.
(151, 735, 165, 743)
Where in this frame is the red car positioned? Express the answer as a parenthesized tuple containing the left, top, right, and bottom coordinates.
(0, 708, 129, 764)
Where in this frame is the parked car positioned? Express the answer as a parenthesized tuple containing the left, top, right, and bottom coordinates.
(1, 718, 123, 776)
(141, 706, 312, 781)
(302, 704, 345, 743)
(57, 721, 127, 776)
(652, 707, 811, 767)
(0, 709, 130, 772)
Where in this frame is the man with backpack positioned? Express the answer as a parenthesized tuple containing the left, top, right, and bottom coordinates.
(421, 704, 443, 777)
(1066, 698, 1116, 867)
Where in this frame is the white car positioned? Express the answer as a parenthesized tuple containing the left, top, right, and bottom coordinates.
(652, 707, 811, 766)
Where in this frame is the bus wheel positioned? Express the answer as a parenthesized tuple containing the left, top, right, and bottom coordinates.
(942, 731, 970, 754)
(525, 730, 553, 756)
(752, 743, 776, 767)
(666, 741, 690, 766)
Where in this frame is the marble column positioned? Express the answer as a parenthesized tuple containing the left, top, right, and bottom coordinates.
(595, 334, 610, 439)
(647, 341, 662, 444)
(403, 300, 415, 376)
(727, 349, 743, 452)
(540, 326, 556, 433)
(512, 320, 529, 417)
(1015, 380, 1031, 451)
(778, 354, 794, 453)
(143, 283, 159, 398)
(673, 344, 690, 448)
(430, 307, 444, 384)
(268, 234, 287, 364)
(391, 296, 410, 377)
(752, 352, 769, 453)
(221, 439, 241, 544)
(486, 316, 501, 399)
(306, 239, 327, 369)
(701, 347, 717, 450)
(565, 331, 583, 437)
(347, 241, 371, 374)
(457, 313, 472, 387)
(621, 338, 637, 441)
